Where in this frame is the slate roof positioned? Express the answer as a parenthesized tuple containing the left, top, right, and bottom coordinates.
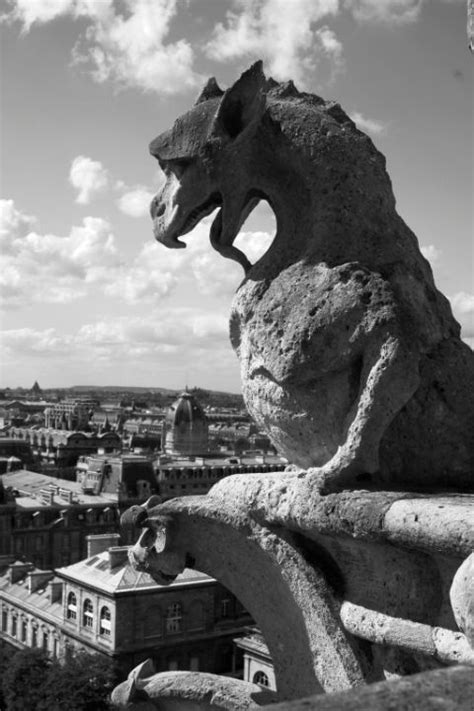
(57, 548, 213, 595)
(0, 566, 63, 622)
(234, 629, 270, 658)
(2, 469, 117, 507)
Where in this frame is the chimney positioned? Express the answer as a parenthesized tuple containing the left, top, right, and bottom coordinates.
(28, 570, 54, 594)
(86, 533, 121, 558)
(9, 562, 33, 584)
(48, 579, 63, 604)
(108, 546, 129, 569)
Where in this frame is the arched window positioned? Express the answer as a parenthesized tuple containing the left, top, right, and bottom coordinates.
(99, 606, 111, 636)
(82, 599, 94, 628)
(253, 671, 269, 687)
(67, 592, 77, 620)
(166, 602, 182, 634)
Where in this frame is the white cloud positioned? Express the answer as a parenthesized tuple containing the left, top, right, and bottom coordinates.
(72, 0, 201, 94)
(450, 292, 474, 338)
(0, 200, 274, 310)
(0, 327, 74, 355)
(1, 0, 200, 95)
(2, 0, 460, 99)
(0, 201, 121, 307)
(315, 26, 344, 76)
(0, 198, 36, 252)
(104, 241, 178, 304)
(0, 310, 232, 368)
(116, 186, 155, 218)
(349, 111, 387, 136)
(0, 0, 74, 31)
(205, 0, 341, 87)
(420, 244, 442, 266)
(69, 155, 109, 204)
(345, 0, 423, 25)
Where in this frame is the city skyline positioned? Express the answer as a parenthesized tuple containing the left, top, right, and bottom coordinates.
(1, 0, 472, 392)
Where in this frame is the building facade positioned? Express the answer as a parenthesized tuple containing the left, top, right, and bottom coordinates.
(8, 427, 121, 469)
(234, 628, 276, 691)
(76, 453, 157, 502)
(44, 398, 98, 430)
(0, 535, 252, 676)
(0, 456, 164, 570)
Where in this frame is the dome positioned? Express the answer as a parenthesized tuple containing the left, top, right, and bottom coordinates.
(165, 391, 207, 427)
(163, 391, 208, 456)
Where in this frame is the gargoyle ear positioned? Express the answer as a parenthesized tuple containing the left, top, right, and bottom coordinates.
(195, 77, 224, 105)
(213, 60, 267, 140)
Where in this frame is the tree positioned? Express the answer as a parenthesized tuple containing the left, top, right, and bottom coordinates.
(41, 650, 118, 710)
(1, 647, 119, 711)
(1, 647, 52, 711)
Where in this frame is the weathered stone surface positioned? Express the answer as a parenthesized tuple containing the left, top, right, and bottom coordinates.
(149, 61, 474, 494)
(267, 666, 474, 710)
(450, 553, 474, 647)
(111, 664, 276, 709)
(120, 62, 474, 710)
(123, 491, 472, 701)
(127, 495, 374, 699)
(340, 601, 474, 665)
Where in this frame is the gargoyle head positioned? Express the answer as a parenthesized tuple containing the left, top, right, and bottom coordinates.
(149, 61, 268, 274)
(122, 499, 186, 586)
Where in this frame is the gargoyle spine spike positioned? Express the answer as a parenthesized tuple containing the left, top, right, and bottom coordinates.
(195, 77, 224, 105)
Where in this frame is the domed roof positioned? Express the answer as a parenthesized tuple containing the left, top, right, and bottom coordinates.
(165, 391, 207, 427)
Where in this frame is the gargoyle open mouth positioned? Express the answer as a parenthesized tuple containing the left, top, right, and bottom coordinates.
(179, 192, 222, 239)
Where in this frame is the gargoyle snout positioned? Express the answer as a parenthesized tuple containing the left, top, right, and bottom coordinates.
(150, 195, 165, 220)
(128, 528, 156, 571)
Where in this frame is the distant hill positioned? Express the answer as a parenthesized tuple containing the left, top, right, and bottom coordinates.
(71, 385, 178, 394)
(68, 385, 245, 409)
(0, 384, 245, 410)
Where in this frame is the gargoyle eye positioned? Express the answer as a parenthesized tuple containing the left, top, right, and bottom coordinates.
(159, 158, 192, 178)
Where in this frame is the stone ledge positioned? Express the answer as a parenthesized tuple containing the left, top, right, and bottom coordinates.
(268, 666, 474, 710)
(206, 474, 474, 557)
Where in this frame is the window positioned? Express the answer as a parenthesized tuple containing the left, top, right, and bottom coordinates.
(83, 599, 94, 628)
(166, 603, 182, 634)
(220, 598, 231, 618)
(99, 606, 111, 636)
(32, 626, 37, 647)
(168, 659, 178, 671)
(253, 671, 269, 687)
(67, 592, 77, 620)
(11, 616, 17, 637)
(42, 631, 49, 650)
(21, 619, 27, 642)
(190, 656, 199, 671)
(1, 609, 7, 632)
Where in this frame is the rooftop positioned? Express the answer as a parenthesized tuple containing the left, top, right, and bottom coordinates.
(0, 565, 63, 621)
(1, 469, 117, 508)
(57, 547, 213, 594)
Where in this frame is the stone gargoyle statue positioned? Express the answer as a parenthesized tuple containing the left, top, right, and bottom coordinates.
(150, 61, 474, 495)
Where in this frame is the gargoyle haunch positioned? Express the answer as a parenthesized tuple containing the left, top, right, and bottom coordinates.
(149, 61, 474, 492)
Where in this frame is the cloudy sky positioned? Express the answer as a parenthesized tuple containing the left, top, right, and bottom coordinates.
(0, 0, 472, 392)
